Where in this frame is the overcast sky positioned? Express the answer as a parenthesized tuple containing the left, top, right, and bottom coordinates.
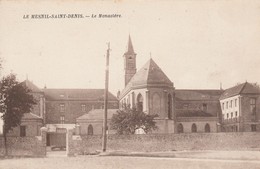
(0, 0, 260, 95)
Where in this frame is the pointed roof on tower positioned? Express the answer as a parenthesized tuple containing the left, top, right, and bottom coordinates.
(124, 35, 136, 55)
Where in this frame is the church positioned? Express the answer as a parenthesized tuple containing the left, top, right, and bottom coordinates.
(119, 36, 175, 133)
(119, 36, 260, 133)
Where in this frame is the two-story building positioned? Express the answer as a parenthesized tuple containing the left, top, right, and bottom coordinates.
(220, 82, 260, 132)
(43, 88, 118, 146)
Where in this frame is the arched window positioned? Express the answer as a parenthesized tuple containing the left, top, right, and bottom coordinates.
(168, 94, 172, 119)
(191, 123, 197, 133)
(205, 123, 210, 133)
(177, 123, 184, 133)
(137, 94, 143, 112)
(87, 124, 93, 135)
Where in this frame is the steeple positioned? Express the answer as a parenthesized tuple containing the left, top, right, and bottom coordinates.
(125, 35, 136, 55)
(123, 35, 137, 86)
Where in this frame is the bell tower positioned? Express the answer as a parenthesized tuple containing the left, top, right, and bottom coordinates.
(124, 35, 137, 86)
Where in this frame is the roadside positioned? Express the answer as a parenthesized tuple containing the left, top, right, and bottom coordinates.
(99, 150, 260, 161)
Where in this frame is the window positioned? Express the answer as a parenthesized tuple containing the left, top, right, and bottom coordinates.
(205, 123, 210, 133)
(88, 124, 94, 135)
(226, 101, 228, 109)
(20, 126, 26, 137)
(81, 104, 86, 112)
(235, 99, 237, 107)
(191, 123, 197, 133)
(231, 112, 233, 118)
(137, 94, 143, 112)
(168, 94, 172, 119)
(251, 125, 257, 132)
(202, 103, 207, 112)
(60, 115, 65, 124)
(235, 111, 238, 117)
(227, 113, 229, 119)
(177, 123, 184, 133)
(230, 100, 233, 108)
(60, 103, 65, 112)
(250, 98, 256, 115)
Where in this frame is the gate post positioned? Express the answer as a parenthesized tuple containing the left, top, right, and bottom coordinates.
(66, 129, 73, 156)
(40, 127, 47, 156)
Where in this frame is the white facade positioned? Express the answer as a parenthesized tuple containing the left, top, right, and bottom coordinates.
(220, 95, 240, 120)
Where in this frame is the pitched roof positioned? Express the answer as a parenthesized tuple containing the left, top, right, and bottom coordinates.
(20, 80, 42, 93)
(175, 89, 223, 101)
(176, 110, 214, 117)
(124, 35, 136, 55)
(77, 109, 118, 120)
(43, 88, 118, 101)
(220, 82, 260, 99)
(120, 58, 173, 97)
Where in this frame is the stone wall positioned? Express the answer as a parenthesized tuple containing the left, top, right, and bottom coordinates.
(0, 127, 47, 157)
(67, 132, 260, 156)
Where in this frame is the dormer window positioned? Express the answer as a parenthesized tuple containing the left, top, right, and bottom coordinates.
(60, 103, 65, 112)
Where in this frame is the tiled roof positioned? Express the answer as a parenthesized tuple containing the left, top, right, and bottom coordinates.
(43, 89, 118, 101)
(77, 109, 118, 120)
(220, 82, 260, 100)
(20, 80, 42, 93)
(120, 58, 173, 97)
(175, 89, 223, 101)
(176, 110, 214, 117)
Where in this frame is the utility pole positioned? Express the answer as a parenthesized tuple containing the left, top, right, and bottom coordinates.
(102, 43, 110, 152)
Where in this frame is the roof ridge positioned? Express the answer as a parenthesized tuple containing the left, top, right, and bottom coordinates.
(238, 82, 247, 95)
(176, 89, 222, 91)
(145, 59, 152, 82)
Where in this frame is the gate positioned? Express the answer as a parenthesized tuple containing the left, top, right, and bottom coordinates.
(47, 128, 67, 151)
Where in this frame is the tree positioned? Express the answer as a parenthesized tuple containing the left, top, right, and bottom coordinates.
(0, 73, 36, 155)
(0, 57, 2, 77)
(110, 107, 158, 135)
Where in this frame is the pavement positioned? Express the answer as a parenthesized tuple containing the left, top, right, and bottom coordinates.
(99, 150, 260, 161)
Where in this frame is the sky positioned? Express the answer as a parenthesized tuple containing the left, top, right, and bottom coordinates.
(0, 0, 260, 95)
